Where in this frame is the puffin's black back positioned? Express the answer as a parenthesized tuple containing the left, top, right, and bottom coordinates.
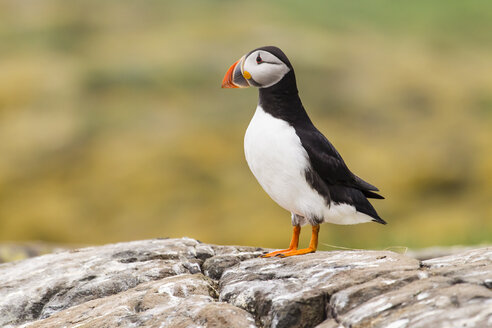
(254, 46, 386, 224)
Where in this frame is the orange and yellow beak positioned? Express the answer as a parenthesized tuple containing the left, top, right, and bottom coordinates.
(221, 56, 250, 89)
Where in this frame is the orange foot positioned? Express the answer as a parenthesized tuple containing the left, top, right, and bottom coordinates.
(261, 224, 320, 258)
(276, 247, 316, 257)
(261, 248, 297, 258)
(260, 225, 301, 258)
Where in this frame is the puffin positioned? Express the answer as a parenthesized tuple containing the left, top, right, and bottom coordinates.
(221, 46, 386, 257)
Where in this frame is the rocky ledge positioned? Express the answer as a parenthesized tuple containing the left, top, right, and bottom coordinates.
(0, 238, 490, 328)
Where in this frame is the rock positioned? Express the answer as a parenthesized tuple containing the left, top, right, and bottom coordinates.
(219, 251, 419, 328)
(0, 242, 69, 263)
(202, 245, 265, 280)
(0, 238, 490, 328)
(405, 244, 491, 261)
(20, 274, 256, 328)
(318, 248, 492, 328)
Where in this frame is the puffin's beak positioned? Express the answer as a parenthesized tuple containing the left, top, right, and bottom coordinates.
(221, 56, 249, 88)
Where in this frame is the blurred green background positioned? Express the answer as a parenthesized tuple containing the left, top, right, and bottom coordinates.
(0, 0, 491, 252)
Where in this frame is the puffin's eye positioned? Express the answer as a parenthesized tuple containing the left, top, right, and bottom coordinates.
(256, 54, 262, 64)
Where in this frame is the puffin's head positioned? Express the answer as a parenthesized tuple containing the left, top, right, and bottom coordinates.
(221, 46, 292, 89)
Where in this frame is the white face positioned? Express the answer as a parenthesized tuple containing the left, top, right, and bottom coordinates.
(241, 50, 290, 88)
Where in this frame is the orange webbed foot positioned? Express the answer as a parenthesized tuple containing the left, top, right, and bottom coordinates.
(275, 247, 316, 257)
(261, 224, 319, 258)
(261, 248, 297, 258)
(260, 225, 301, 258)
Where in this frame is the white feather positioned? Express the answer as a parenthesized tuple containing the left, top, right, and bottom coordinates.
(242, 51, 290, 88)
(244, 106, 373, 226)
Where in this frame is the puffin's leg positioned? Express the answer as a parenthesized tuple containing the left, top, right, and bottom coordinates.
(261, 225, 300, 258)
(277, 224, 319, 257)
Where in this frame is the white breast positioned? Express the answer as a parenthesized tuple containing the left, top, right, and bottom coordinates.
(244, 105, 373, 226)
(244, 106, 327, 220)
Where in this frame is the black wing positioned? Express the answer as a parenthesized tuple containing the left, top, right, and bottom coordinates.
(295, 123, 383, 199)
(296, 123, 386, 224)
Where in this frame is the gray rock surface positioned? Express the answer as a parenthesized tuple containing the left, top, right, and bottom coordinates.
(0, 238, 490, 328)
(0, 242, 70, 263)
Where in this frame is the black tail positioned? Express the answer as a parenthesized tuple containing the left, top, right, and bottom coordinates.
(362, 190, 385, 200)
(330, 184, 387, 225)
(353, 175, 379, 191)
(371, 215, 387, 225)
